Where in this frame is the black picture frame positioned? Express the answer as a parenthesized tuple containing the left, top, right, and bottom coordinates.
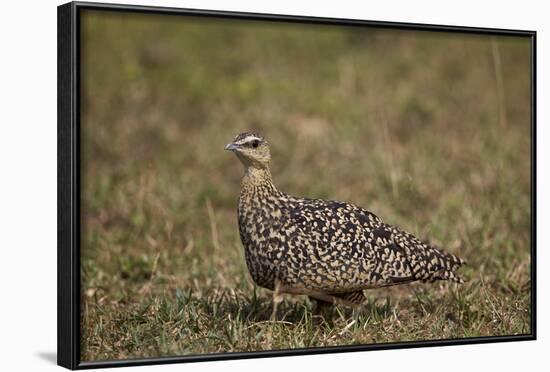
(58, 1, 537, 369)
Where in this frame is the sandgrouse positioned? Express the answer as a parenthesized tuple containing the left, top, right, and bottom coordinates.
(225, 132, 465, 318)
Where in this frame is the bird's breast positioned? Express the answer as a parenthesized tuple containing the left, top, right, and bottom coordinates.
(237, 195, 290, 288)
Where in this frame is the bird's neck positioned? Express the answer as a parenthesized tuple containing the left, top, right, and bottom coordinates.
(241, 165, 277, 198)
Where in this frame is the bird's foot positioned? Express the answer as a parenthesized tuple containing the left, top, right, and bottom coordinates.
(270, 280, 284, 321)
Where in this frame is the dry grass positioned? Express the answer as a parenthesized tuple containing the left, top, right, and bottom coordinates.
(79, 10, 532, 361)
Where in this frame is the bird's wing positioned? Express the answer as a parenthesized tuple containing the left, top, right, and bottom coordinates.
(386, 225, 466, 283)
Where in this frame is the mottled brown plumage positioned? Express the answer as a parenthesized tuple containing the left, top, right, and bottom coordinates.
(225, 132, 465, 314)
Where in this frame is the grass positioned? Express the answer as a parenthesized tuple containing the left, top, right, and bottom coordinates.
(79, 10, 532, 361)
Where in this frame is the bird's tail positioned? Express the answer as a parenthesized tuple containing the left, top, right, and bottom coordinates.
(424, 268, 465, 284)
(423, 249, 466, 283)
(393, 228, 467, 284)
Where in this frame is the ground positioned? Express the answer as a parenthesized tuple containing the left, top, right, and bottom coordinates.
(79, 10, 532, 361)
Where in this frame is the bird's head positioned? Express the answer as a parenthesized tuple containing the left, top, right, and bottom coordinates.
(225, 132, 271, 168)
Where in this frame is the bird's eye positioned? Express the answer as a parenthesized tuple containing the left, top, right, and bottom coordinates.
(252, 140, 260, 148)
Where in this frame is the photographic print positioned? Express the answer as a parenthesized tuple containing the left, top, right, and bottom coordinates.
(58, 2, 535, 369)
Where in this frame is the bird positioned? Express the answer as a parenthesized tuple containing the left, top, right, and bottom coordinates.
(225, 131, 466, 318)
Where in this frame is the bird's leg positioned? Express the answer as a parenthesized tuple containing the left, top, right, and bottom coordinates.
(305, 291, 357, 308)
(310, 297, 333, 320)
(271, 279, 284, 321)
(315, 298, 333, 311)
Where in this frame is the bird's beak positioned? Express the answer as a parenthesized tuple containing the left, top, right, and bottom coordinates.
(225, 143, 239, 151)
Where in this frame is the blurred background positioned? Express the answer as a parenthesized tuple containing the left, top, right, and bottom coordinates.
(80, 10, 531, 361)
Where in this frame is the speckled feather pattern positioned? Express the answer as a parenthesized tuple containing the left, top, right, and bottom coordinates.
(229, 133, 465, 305)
